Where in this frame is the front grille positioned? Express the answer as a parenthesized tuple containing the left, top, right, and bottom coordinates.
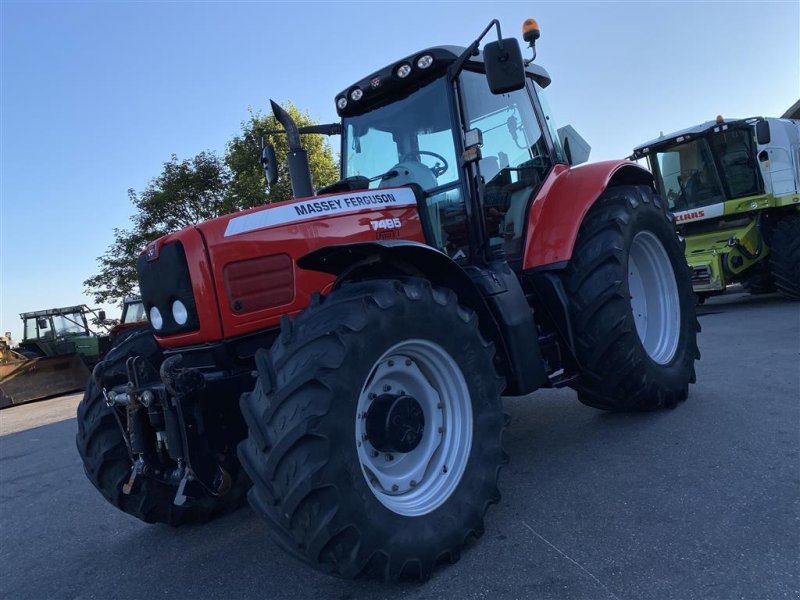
(691, 265, 712, 286)
(137, 241, 199, 335)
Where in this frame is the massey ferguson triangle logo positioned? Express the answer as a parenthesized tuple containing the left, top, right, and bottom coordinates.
(145, 242, 159, 261)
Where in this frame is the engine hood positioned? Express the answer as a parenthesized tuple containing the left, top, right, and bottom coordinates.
(139, 187, 425, 348)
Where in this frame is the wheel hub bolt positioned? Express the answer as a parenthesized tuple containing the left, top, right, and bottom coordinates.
(405, 359, 412, 366)
(385, 454, 394, 461)
(388, 360, 394, 367)
(383, 384, 391, 392)
(392, 484, 399, 492)
(410, 480, 417, 487)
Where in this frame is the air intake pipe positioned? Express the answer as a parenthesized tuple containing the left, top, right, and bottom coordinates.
(270, 100, 314, 199)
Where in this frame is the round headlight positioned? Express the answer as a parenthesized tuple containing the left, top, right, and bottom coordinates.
(336, 96, 347, 110)
(149, 306, 163, 330)
(396, 63, 412, 78)
(350, 88, 363, 101)
(172, 300, 188, 325)
(416, 54, 434, 69)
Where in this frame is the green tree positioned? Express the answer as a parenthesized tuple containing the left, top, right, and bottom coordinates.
(84, 151, 231, 305)
(225, 101, 339, 206)
(84, 103, 339, 306)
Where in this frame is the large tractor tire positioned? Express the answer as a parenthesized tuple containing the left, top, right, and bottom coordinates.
(770, 215, 800, 299)
(76, 329, 247, 525)
(563, 184, 700, 411)
(238, 279, 506, 581)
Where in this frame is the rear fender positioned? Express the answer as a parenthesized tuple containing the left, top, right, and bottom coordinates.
(523, 161, 655, 270)
(299, 241, 546, 395)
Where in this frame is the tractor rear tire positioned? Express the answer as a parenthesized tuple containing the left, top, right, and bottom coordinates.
(563, 185, 700, 411)
(238, 279, 506, 581)
(770, 215, 800, 299)
(76, 329, 247, 525)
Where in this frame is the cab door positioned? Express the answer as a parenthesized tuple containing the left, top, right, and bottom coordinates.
(458, 71, 558, 263)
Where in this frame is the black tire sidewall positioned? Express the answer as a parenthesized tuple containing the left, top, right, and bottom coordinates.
(567, 185, 698, 409)
(311, 285, 502, 547)
(623, 200, 696, 390)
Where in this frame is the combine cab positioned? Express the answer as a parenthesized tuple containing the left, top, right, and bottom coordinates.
(1, 305, 108, 407)
(632, 115, 800, 300)
(77, 19, 700, 580)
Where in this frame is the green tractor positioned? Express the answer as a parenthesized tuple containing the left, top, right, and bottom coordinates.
(632, 115, 800, 301)
(0, 305, 111, 407)
(17, 305, 111, 363)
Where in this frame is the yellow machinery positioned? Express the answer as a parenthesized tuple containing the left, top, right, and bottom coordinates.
(0, 332, 91, 409)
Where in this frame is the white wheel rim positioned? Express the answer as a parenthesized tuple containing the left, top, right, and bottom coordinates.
(355, 339, 473, 517)
(628, 231, 681, 365)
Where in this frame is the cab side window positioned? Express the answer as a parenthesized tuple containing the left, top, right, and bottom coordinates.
(460, 71, 552, 257)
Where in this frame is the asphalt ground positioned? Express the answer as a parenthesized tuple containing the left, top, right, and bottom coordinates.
(1, 291, 798, 600)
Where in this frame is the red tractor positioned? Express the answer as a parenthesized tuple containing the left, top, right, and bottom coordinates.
(77, 20, 700, 581)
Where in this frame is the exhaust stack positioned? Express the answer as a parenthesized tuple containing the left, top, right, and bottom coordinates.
(270, 100, 314, 199)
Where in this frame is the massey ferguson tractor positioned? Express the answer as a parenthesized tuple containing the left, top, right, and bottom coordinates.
(632, 115, 800, 301)
(77, 19, 700, 581)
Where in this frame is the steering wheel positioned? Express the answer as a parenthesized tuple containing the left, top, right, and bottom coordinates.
(400, 150, 449, 177)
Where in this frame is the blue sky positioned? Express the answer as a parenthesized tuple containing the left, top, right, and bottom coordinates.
(1, 1, 798, 339)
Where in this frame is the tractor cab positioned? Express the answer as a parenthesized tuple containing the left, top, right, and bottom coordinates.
(266, 20, 589, 268)
(337, 46, 567, 263)
(18, 305, 108, 362)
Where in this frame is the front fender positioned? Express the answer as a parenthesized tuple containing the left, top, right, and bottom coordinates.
(298, 241, 486, 314)
(523, 161, 655, 270)
(298, 241, 547, 396)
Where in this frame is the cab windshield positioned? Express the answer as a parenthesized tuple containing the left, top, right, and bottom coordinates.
(343, 78, 459, 193)
(652, 128, 761, 211)
(343, 77, 471, 261)
(122, 301, 146, 324)
(52, 312, 88, 337)
(653, 139, 725, 211)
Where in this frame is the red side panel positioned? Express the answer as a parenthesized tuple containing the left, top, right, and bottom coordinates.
(223, 254, 294, 315)
(522, 160, 649, 270)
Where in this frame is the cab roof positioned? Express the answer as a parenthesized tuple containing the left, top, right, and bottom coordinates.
(632, 118, 752, 158)
(335, 45, 551, 118)
(20, 305, 90, 319)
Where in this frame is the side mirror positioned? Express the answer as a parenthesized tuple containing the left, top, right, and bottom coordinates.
(98, 310, 106, 321)
(483, 38, 526, 95)
(755, 120, 771, 145)
(261, 143, 278, 186)
(37, 318, 48, 330)
(557, 125, 591, 166)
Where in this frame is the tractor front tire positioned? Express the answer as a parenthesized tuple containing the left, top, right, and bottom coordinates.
(76, 329, 247, 525)
(563, 184, 700, 411)
(770, 215, 800, 299)
(238, 279, 506, 581)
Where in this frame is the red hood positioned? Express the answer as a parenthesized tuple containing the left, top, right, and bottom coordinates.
(142, 187, 424, 348)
